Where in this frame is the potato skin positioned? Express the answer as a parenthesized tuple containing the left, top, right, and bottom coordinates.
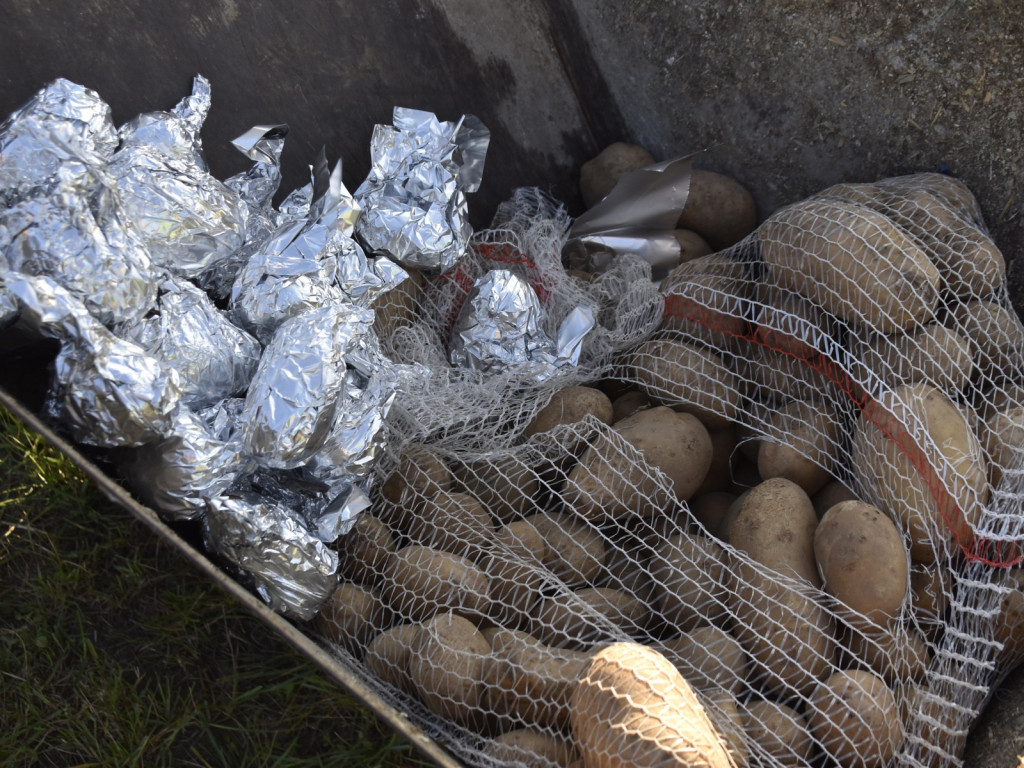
(570, 642, 735, 768)
(409, 490, 495, 562)
(483, 729, 578, 768)
(561, 406, 713, 521)
(378, 445, 454, 533)
(525, 385, 614, 439)
(364, 622, 421, 696)
(658, 626, 748, 695)
(452, 452, 540, 524)
(851, 383, 989, 563)
(807, 669, 904, 768)
(531, 587, 649, 650)
(626, 337, 740, 429)
(337, 513, 395, 585)
(741, 700, 814, 768)
(676, 169, 758, 251)
(313, 582, 390, 653)
(580, 142, 655, 208)
(660, 253, 752, 351)
(651, 533, 730, 632)
(850, 323, 974, 395)
(408, 611, 491, 726)
(757, 398, 842, 496)
(814, 500, 909, 627)
(383, 545, 490, 623)
(759, 197, 941, 333)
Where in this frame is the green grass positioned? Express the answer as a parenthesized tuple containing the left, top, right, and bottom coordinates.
(0, 404, 425, 768)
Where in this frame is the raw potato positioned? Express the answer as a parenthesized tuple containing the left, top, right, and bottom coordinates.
(378, 445, 454, 533)
(807, 669, 904, 768)
(741, 700, 814, 768)
(727, 477, 821, 587)
(735, 341, 849, 406)
(626, 337, 740, 429)
(410, 490, 495, 562)
(570, 642, 734, 768)
(610, 390, 650, 423)
(759, 197, 941, 333)
(651, 533, 730, 631)
(981, 404, 1024, 489)
(364, 622, 421, 696)
(757, 398, 842, 496)
(485, 520, 549, 630)
(383, 545, 490, 623)
(754, 278, 832, 360)
(525, 385, 615, 441)
(812, 480, 858, 518)
(483, 728, 578, 768)
(658, 626, 748, 695)
(372, 266, 424, 341)
(690, 491, 738, 539)
(486, 627, 591, 731)
(730, 571, 837, 698)
(814, 500, 909, 627)
(531, 587, 649, 650)
(700, 691, 750, 768)
(660, 253, 752, 351)
(845, 624, 930, 685)
(676, 168, 759, 251)
(850, 323, 974, 395)
(910, 561, 949, 625)
(337, 513, 395, 585)
(946, 299, 1024, 380)
(314, 582, 390, 653)
(695, 425, 738, 496)
(673, 228, 713, 263)
(526, 511, 606, 586)
(408, 611, 491, 726)
(561, 406, 713, 521)
(851, 383, 989, 563)
(579, 142, 655, 208)
(453, 452, 540, 524)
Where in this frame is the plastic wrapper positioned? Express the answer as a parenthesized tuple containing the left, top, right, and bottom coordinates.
(354, 107, 489, 273)
(563, 154, 693, 278)
(240, 303, 375, 469)
(108, 75, 247, 280)
(448, 268, 595, 380)
(0, 78, 117, 205)
(118, 404, 248, 522)
(5, 272, 181, 446)
(201, 124, 289, 299)
(116, 272, 261, 408)
(203, 494, 339, 620)
(230, 154, 406, 344)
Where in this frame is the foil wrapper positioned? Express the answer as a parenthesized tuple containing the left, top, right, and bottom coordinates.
(563, 155, 694, 279)
(6, 273, 181, 446)
(119, 404, 247, 522)
(201, 125, 289, 299)
(116, 273, 261, 408)
(203, 494, 339, 620)
(230, 153, 405, 344)
(240, 303, 375, 469)
(0, 78, 117, 205)
(0, 181, 156, 327)
(108, 75, 247, 280)
(449, 269, 596, 380)
(354, 107, 489, 273)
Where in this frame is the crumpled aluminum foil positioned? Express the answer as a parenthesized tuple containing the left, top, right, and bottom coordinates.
(230, 153, 406, 344)
(119, 404, 248, 522)
(108, 75, 247, 281)
(200, 124, 289, 299)
(240, 303, 375, 469)
(0, 78, 117, 205)
(0, 181, 156, 327)
(115, 272, 261, 408)
(563, 154, 694, 279)
(5, 272, 181, 446)
(203, 494, 339, 620)
(354, 107, 489, 273)
(449, 269, 596, 380)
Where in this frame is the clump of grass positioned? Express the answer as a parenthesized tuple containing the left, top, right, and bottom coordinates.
(0, 405, 424, 768)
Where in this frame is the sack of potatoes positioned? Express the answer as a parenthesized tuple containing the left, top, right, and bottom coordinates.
(309, 144, 1024, 768)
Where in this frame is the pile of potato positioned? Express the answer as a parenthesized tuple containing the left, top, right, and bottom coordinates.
(310, 147, 1024, 768)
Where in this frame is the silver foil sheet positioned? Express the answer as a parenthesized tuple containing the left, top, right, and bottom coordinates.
(448, 269, 595, 380)
(203, 494, 339, 620)
(108, 75, 247, 280)
(354, 107, 489, 273)
(115, 273, 261, 408)
(0, 78, 117, 205)
(119, 404, 247, 522)
(0, 181, 156, 327)
(230, 155, 405, 344)
(5, 273, 181, 446)
(563, 154, 694, 278)
(240, 303, 375, 469)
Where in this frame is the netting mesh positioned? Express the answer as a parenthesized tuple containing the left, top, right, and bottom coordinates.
(309, 172, 1024, 768)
